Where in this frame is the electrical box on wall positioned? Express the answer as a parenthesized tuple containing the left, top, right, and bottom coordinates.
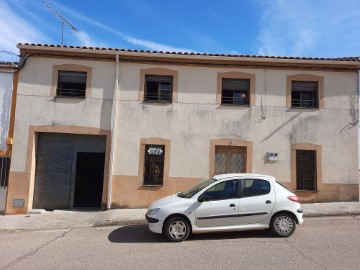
(267, 152, 278, 162)
(13, 198, 25, 208)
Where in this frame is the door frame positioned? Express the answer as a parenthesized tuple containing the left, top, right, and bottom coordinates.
(209, 138, 253, 176)
(29, 126, 110, 211)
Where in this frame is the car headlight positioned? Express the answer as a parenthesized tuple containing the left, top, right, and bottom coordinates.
(147, 208, 160, 215)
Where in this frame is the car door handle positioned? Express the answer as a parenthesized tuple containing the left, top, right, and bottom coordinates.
(266, 200, 272, 204)
(229, 204, 236, 207)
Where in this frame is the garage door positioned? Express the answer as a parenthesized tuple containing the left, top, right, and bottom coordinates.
(33, 133, 106, 210)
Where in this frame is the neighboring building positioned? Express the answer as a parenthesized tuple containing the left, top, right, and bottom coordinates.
(0, 61, 18, 212)
(5, 43, 360, 214)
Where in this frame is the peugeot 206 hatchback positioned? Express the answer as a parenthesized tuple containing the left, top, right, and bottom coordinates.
(146, 174, 303, 242)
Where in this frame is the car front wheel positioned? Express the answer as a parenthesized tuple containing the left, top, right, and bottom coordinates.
(163, 216, 191, 242)
(270, 213, 296, 237)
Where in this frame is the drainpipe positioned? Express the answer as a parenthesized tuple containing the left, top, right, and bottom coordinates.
(108, 54, 120, 209)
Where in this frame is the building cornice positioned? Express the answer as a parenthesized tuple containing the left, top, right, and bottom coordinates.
(17, 43, 360, 71)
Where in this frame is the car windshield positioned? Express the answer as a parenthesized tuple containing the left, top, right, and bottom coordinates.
(178, 178, 218, 198)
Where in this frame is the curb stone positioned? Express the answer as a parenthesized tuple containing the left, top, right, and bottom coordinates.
(93, 219, 147, 227)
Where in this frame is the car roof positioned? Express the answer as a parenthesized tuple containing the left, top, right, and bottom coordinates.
(213, 173, 276, 182)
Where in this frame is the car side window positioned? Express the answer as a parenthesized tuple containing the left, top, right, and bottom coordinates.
(202, 180, 239, 201)
(242, 179, 270, 197)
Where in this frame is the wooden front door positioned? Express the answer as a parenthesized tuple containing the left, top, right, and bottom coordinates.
(214, 146, 246, 175)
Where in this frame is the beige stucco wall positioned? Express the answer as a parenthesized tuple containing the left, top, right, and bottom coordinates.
(6, 57, 115, 214)
(115, 63, 358, 183)
(11, 58, 115, 172)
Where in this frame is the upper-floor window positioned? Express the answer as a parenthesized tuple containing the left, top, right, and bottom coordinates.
(57, 70, 87, 98)
(221, 78, 250, 105)
(217, 72, 255, 107)
(144, 75, 173, 103)
(291, 81, 318, 108)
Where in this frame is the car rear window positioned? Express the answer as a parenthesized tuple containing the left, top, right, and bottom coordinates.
(242, 179, 270, 197)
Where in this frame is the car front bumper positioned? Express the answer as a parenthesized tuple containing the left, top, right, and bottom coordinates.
(145, 214, 159, 223)
(148, 222, 163, 234)
(145, 214, 163, 234)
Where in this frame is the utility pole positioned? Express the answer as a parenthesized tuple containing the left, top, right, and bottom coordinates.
(42, 1, 78, 45)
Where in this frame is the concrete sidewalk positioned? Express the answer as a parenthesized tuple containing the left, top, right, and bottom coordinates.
(0, 202, 360, 231)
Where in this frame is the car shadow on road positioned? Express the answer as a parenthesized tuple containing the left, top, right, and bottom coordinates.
(108, 225, 165, 243)
(108, 224, 276, 243)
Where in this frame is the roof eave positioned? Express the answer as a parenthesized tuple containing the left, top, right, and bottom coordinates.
(17, 44, 360, 68)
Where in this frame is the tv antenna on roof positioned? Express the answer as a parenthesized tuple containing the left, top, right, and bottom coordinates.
(42, 1, 78, 45)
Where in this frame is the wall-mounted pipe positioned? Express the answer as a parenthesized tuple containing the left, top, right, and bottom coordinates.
(107, 54, 120, 209)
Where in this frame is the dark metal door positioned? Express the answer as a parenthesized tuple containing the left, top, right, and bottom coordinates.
(33, 133, 74, 210)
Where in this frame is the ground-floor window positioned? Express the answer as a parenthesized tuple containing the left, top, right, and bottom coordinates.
(214, 146, 246, 175)
(296, 150, 317, 191)
(143, 144, 165, 185)
(0, 157, 10, 188)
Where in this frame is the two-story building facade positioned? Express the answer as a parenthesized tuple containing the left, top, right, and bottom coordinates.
(5, 43, 360, 214)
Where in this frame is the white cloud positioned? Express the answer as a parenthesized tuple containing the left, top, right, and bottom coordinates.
(255, 0, 318, 56)
(0, 1, 48, 60)
(73, 30, 106, 47)
(122, 36, 191, 52)
(254, 0, 360, 57)
(54, 1, 194, 52)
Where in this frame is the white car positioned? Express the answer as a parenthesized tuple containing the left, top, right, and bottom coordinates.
(146, 173, 304, 242)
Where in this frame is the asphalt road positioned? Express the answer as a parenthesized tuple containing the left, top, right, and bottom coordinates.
(1, 216, 359, 270)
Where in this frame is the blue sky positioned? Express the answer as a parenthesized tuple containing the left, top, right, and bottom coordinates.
(1, 0, 360, 61)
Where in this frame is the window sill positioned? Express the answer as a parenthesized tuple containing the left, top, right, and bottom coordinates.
(295, 190, 318, 193)
(55, 95, 86, 99)
(287, 107, 319, 112)
(142, 185, 163, 187)
(218, 104, 251, 108)
(142, 100, 172, 105)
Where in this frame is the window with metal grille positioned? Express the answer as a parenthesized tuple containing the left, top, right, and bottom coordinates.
(143, 145, 165, 185)
(296, 150, 316, 191)
(144, 75, 173, 102)
(0, 157, 10, 188)
(221, 79, 250, 105)
(214, 146, 246, 175)
(291, 81, 318, 108)
(57, 70, 87, 97)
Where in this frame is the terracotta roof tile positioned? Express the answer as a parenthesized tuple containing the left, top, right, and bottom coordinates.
(17, 43, 360, 62)
(0, 61, 18, 66)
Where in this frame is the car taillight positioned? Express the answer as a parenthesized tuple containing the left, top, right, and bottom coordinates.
(287, 196, 300, 203)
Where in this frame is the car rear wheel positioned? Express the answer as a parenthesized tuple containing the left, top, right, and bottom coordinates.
(270, 213, 296, 237)
(163, 216, 190, 242)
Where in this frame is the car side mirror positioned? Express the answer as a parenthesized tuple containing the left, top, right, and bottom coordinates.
(197, 194, 210, 202)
